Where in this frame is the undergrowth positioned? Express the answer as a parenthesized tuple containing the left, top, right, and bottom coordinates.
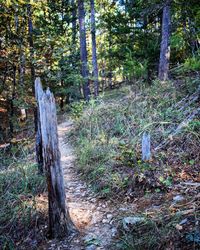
(70, 77, 199, 197)
(70, 76, 199, 250)
(0, 142, 47, 249)
(115, 212, 200, 250)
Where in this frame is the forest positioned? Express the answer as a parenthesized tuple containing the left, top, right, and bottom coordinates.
(0, 0, 200, 249)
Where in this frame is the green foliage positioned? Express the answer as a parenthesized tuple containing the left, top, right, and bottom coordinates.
(71, 79, 200, 196)
(1, 0, 200, 141)
(0, 147, 46, 248)
(159, 176, 173, 188)
(70, 101, 85, 119)
(183, 54, 200, 72)
(123, 51, 148, 80)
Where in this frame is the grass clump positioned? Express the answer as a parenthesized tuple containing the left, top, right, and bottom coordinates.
(0, 144, 47, 249)
(115, 213, 200, 250)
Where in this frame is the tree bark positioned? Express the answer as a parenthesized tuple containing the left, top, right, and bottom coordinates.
(90, 0, 99, 97)
(27, 4, 37, 130)
(72, 0, 77, 48)
(78, 0, 90, 101)
(19, 47, 25, 87)
(158, 1, 171, 81)
(28, 4, 43, 174)
(18, 14, 26, 88)
(9, 65, 17, 138)
(71, 0, 78, 72)
(35, 77, 76, 238)
(35, 80, 44, 174)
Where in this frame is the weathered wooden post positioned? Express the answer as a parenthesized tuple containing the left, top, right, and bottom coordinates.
(35, 80, 43, 174)
(35, 77, 76, 238)
(142, 132, 151, 161)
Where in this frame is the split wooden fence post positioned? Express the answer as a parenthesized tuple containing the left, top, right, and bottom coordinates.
(35, 77, 76, 238)
(35, 79, 43, 174)
(142, 132, 151, 161)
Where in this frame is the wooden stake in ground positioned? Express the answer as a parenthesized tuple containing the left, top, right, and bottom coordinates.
(35, 77, 76, 238)
(35, 78, 43, 174)
(142, 132, 151, 161)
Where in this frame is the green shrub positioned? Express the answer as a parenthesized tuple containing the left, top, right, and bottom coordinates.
(71, 80, 200, 196)
(70, 101, 85, 119)
(183, 55, 200, 72)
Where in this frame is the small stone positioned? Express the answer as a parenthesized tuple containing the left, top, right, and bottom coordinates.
(81, 192, 86, 197)
(91, 198, 96, 203)
(85, 245, 97, 250)
(173, 195, 184, 203)
(152, 205, 161, 209)
(111, 227, 118, 237)
(109, 220, 113, 225)
(83, 234, 95, 242)
(102, 219, 108, 223)
(106, 214, 113, 220)
(102, 204, 106, 208)
(179, 218, 188, 225)
(122, 216, 145, 231)
(119, 207, 128, 211)
(175, 224, 183, 230)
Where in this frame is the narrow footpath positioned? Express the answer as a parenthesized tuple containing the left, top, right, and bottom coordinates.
(46, 120, 135, 250)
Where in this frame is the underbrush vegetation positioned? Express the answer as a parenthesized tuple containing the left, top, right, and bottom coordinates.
(116, 212, 200, 250)
(71, 78, 199, 197)
(70, 77, 200, 249)
(0, 142, 47, 249)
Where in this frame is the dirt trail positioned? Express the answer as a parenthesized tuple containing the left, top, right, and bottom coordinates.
(47, 120, 121, 250)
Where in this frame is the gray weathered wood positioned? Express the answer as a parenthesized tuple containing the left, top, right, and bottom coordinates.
(158, 1, 171, 81)
(35, 78, 44, 174)
(142, 132, 151, 161)
(35, 77, 76, 238)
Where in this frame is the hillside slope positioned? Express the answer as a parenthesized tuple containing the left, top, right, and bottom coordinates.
(70, 78, 200, 249)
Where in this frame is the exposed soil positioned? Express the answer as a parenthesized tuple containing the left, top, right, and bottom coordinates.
(46, 120, 133, 250)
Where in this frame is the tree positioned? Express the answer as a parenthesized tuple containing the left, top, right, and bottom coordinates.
(27, 3, 43, 174)
(78, 0, 90, 101)
(90, 0, 99, 97)
(71, 0, 77, 48)
(158, 1, 171, 81)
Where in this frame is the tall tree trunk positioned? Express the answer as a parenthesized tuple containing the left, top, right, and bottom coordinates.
(71, 0, 78, 72)
(28, 4, 43, 174)
(72, 0, 77, 48)
(158, 1, 171, 81)
(27, 4, 37, 129)
(90, 0, 99, 97)
(78, 0, 90, 101)
(9, 65, 17, 138)
(19, 47, 25, 87)
(18, 14, 26, 88)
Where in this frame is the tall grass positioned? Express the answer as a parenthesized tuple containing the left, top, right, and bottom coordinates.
(70, 78, 199, 197)
(0, 143, 47, 249)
